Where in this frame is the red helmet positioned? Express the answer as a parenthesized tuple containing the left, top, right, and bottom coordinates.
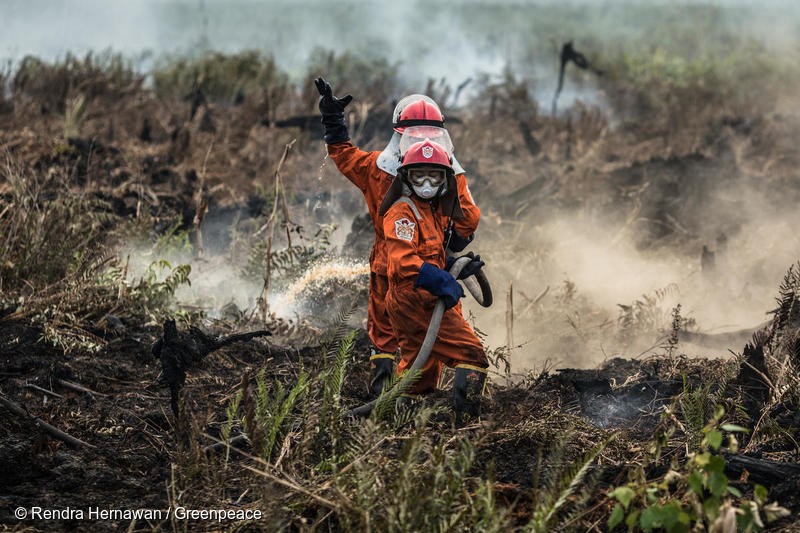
(379, 138, 461, 214)
(399, 139, 452, 171)
(394, 99, 445, 133)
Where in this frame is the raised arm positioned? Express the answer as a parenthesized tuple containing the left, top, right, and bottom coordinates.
(315, 76, 375, 192)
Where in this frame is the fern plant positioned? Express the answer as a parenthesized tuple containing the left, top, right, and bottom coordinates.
(678, 376, 714, 448)
(526, 435, 613, 532)
(237, 367, 310, 464)
(220, 389, 243, 464)
(124, 259, 192, 323)
(617, 285, 680, 347)
(313, 328, 356, 470)
(242, 224, 337, 287)
(766, 262, 800, 403)
(371, 367, 425, 424)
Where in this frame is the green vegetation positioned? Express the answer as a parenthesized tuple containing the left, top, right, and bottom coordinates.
(12, 51, 141, 113)
(303, 48, 401, 105)
(608, 407, 789, 532)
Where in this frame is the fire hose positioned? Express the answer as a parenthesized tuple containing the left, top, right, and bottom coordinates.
(346, 256, 492, 418)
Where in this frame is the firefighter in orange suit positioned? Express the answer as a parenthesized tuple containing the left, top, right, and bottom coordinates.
(380, 138, 488, 422)
(315, 77, 480, 398)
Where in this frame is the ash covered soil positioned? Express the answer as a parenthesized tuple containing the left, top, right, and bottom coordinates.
(2, 49, 800, 531)
(3, 316, 800, 530)
(0, 320, 708, 522)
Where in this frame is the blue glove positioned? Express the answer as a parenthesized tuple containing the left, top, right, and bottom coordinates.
(315, 77, 352, 144)
(415, 262, 464, 309)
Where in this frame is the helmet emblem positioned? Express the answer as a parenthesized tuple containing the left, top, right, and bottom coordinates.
(421, 146, 434, 159)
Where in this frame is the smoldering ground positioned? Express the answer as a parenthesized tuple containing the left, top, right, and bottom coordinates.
(463, 199, 800, 369)
(456, 111, 800, 368)
(113, 120, 800, 370)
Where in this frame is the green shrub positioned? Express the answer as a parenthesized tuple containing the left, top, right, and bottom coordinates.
(302, 48, 400, 107)
(608, 407, 789, 532)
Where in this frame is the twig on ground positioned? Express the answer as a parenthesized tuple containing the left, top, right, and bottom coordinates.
(56, 378, 107, 397)
(202, 431, 345, 510)
(23, 383, 64, 399)
(0, 394, 95, 449)
(203, 434, 250, 454)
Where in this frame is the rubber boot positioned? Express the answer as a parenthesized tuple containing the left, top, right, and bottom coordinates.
(453, 364, 488, 426)
(369, 351, 396, 398)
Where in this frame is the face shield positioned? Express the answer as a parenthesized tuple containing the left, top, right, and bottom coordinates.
(398, 126, 454, 157)
(379, 98, 453, 175)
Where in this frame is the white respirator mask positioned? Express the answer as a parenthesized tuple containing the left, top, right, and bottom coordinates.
(412, 181, 440, 199)
(407, 167, 447, 200)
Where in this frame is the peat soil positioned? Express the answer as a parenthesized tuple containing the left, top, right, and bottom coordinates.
(4, 314, 794, 531)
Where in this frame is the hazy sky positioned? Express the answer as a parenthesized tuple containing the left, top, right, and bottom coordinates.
(3, 0, 797, 85)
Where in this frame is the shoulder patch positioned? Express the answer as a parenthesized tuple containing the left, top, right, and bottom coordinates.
(394, 218, 416, 242)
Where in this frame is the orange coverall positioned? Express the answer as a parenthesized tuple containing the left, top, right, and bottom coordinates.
(327, 142, 480, 355)
(383, 195, 488, 394)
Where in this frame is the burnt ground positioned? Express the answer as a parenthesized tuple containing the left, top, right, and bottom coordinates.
(4, 314, 796, 531)
(0, 318, 336, 531)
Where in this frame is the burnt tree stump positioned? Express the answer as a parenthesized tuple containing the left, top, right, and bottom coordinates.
(152, 319, 271, 417)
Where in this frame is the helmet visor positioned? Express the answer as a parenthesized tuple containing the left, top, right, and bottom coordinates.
(399, 126, 454, 157)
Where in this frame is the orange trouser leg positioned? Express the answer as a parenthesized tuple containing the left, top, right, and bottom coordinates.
(368, 271, 398, 355)
(387, 284, 487, 395)
(396, 353, 443, 395)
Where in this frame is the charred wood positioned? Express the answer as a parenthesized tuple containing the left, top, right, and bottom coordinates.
(724, 453, 800, 487)
(730, 331, 772, 426)
(678, 321, 770, 350)
(152, 319, 271, 417)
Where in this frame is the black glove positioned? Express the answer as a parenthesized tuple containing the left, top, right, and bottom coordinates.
(446, 252, 485, 280)
(315, 77, 352, 144)
(444, 227, 474, 253)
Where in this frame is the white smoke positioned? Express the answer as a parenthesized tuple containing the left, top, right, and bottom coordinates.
(4, 0, 799, 107)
